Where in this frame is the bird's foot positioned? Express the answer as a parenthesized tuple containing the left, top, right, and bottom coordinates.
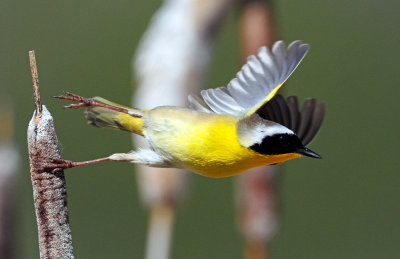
(45, 157, 112, 170)
(53, 91, 133, 115)
(52, 92, 95, 109)
(44, 158, 78, 170)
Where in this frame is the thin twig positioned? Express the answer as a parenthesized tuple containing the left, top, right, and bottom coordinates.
(27, 51, 74, 259)
(29, 50, 42, 126)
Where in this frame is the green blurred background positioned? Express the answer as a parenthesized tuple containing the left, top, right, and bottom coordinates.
(1, 0, 400, 258)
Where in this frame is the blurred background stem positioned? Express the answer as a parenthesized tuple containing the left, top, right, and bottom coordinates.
(0, 102, 19, 259)
(132, 1, 231, 258)
(237, 0, 279, 258)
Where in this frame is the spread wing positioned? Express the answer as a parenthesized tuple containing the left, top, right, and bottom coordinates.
(257, 94, 326, 145)
(188, 41, 310, 117)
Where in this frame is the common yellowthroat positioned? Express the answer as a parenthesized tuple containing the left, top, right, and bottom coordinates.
(54, 41, 325, 178)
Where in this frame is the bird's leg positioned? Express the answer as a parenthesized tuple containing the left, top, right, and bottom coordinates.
(52, 92, 133, 115)
(43, 154, 133, 171)
(45, 157, 112, 170)
(43, 149, 171, 171)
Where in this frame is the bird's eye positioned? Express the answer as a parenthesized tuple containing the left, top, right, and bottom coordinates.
(279, 135, 291, 148)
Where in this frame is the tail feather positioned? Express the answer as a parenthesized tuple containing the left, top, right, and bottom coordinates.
(85, 97, 144, 136)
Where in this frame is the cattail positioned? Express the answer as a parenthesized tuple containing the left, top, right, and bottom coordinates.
(27, 51, 74, 259)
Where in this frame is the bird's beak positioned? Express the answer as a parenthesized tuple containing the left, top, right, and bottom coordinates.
(296, 147, 322, 159)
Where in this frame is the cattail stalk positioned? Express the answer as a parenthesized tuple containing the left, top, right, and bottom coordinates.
(27, 51, 74, 259)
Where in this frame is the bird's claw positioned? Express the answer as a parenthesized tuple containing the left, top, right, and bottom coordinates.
(45, 158, 76, 170)
(52, 92, 94, 109)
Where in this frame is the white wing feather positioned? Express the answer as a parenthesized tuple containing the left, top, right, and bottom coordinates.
(188, 41, 310, 117)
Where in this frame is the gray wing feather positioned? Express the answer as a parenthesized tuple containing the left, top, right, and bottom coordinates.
(187, 94, 213, 113)
(188, 41, 310, 117)
(201, 87, 242, 114)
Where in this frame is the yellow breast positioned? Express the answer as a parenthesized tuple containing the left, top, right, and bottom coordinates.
(144, 107, 300, 177)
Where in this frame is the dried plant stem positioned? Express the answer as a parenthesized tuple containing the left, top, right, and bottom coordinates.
(27, 51, 74, 259)
(29, 51, 42, 126)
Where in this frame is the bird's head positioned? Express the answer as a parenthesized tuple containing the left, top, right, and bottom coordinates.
(237, 114, 321, 160)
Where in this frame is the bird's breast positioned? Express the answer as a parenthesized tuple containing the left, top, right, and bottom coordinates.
(142, 107, 294, 177)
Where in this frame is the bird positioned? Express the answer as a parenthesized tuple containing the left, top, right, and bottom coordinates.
(53, 41, 325, 178)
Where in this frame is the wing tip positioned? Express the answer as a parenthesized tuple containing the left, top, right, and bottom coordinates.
(190, 40, 312, 117)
